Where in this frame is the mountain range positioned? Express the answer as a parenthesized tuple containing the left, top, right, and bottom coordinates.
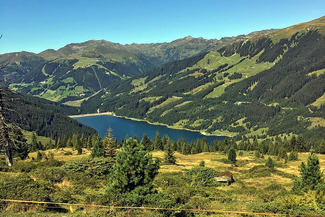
(1, 16, 325, 140)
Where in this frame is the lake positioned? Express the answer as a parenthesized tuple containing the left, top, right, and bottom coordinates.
(74, 115, 225, 143)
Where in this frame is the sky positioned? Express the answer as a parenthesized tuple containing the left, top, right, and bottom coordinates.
(1, 0, 324, 54)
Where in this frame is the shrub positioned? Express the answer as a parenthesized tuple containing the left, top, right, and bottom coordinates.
(34, 167, 67, 184)
(186, 166, 218, 186)
(0, 174, 52, 201)
(288, 151, 298, 161)
(63, 157, 113, 178)
(266, 157, 275, 170)
(36, 151, 43, 161)
(228, 148, 237, 163)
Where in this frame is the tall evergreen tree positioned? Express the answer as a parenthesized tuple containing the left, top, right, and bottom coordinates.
(293, 152, 324, 192)
(141, 134, 153, 151)
(91, 135, 104, 158)
(106, 139, 160, 203)
(228, 148, 237, 163)
(153, 131, 163, 150)
(9, 125, 29, 160)
(103, 128, 116, 158)
(265, 157, 275, 170)
(72, 134, 79, 150)
(31, 132, 38, 152)
(164, 143, 176, 164)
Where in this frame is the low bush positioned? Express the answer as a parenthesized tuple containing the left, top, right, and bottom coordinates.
(34, 167, 67, 184)
(185, 166, 218, 186)
(63, 157, 113, 178)
(0, 174, 52, 201)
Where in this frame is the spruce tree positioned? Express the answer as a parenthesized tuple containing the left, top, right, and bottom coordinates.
(141, 134, 153, 151)
(36, 151, 42, 161)
(10, 125, 29, 160)
(31, 132, 38, 152)
(202, 142, 209, 152)
(228, 148, 237, 163)
(164, 143, 176, 164)
(72, 133, 79, 150)
(265, 157, 274, 170)
(103, 128, 116, 158)
(293, 152, 324, 192)
(106, 139, 160, 203)
(91, 135, 104, 158)
(153, 131, 163, 150)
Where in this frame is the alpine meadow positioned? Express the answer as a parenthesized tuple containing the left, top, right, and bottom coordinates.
(0, 1, 325, 216)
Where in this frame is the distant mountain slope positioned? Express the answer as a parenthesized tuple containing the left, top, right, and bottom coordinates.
(81, 16, 325, 139)
(0, 88, 96, 139)
(0, 34, 262, 103)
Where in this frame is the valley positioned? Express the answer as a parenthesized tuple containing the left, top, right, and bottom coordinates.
(1, 11, 325, 217)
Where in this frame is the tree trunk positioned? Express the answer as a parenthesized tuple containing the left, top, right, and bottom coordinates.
(0, 103, 13, 167)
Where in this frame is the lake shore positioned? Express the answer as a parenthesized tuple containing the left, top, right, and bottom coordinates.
(70, 112, 229, 137)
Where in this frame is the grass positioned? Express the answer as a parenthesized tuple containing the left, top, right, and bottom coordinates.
(311, 92, 325, 109)
(73, 57, 102, 69)
(21, 130, 54, 145)
(130, 77, 148, 93)
(178, 50, 274, 99)
(307, 68, 325, 77)
(1, 149, 325, 216)
(148, 96, 182, 113)
(40, 85, 88, 102)
(306, 117, 325, 129)
(171, 119, 190, 128)
(140, 96, 163, 103)
(205, 84, 226, 98)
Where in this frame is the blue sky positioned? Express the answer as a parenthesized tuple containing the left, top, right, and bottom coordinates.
(1, 0, 324, 54)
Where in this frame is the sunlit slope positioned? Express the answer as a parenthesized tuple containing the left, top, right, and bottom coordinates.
(83, 16, 325, 139)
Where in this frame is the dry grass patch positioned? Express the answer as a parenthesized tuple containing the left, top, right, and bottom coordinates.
(27, 148, 91, 162)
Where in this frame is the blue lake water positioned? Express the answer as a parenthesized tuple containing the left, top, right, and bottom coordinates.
(74, 115, 225, 143)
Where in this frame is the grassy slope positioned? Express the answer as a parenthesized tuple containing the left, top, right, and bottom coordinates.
(1, 149, 324, 216)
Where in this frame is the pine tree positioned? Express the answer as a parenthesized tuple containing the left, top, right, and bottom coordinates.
(36, 151, 42, 161)
(164, 143, 176, 164)
(91, 135, 104, 158)
(228, 148, 237, 163)
(265, 157, 274, 170)
(293, 152, 324, 192)
(289, 151, 298, 161)
(141, 134, 153, 151)
(106, 139, 160, 201)
(66, 138, 72, 148)
(0, 100, 13, 166)
(86, 136, 92, 149)
(77, 145, 82, 155)
(103, 128, 116, 158)
(153, 131, 163, 150)
(202, 142, 209, 152)
(10, 125, 29, 160)
(31, 132, 38, 152)
(72, 133, 79, 150)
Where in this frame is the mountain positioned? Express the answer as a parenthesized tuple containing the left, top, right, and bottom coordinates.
(2, 16, 325, 140)
(0, 88, 96, 139)
(81, 16, 325, 139)
(0, 35, 252, 104)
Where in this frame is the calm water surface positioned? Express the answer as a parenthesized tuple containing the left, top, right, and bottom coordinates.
(74, 115, 225, 143)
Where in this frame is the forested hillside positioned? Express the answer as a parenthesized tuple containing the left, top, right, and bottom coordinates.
(1, 16, 325, 140)
(0, 88, 96, 139)
(81, 16, 325, 140)
(0, 35, 248, 104)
